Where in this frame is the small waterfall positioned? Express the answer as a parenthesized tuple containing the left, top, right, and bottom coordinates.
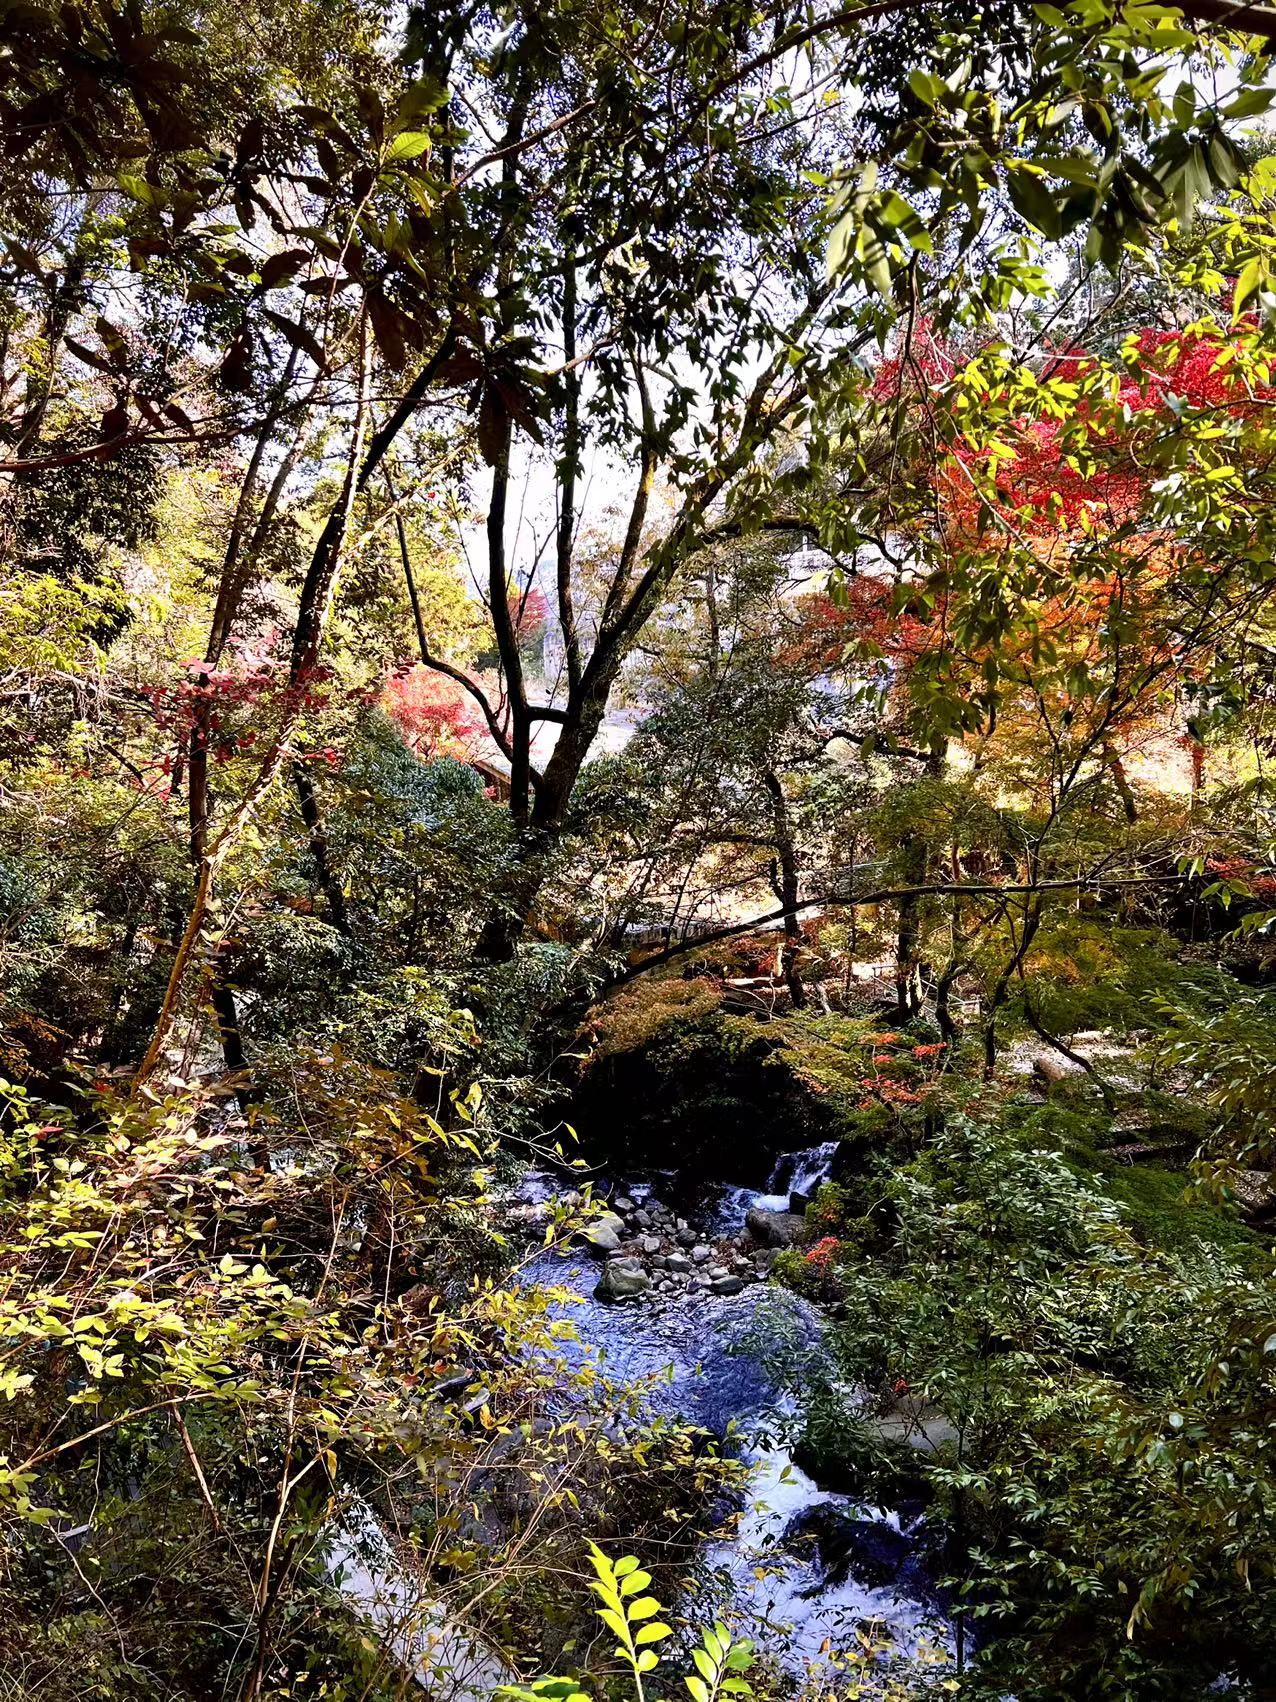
(766, 1141, 840, 1199)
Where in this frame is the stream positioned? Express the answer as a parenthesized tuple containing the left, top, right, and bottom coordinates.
(516, 1146, 954, 1677)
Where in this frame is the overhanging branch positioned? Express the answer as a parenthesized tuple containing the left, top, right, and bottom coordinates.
(607, 871, 1184, 985)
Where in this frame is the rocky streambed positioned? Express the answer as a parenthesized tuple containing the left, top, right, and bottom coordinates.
(511, 1148, 956, 1676)
(580, 1189, 796, 1302)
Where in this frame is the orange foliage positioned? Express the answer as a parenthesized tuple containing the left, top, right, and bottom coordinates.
(384, 665, 487, 759)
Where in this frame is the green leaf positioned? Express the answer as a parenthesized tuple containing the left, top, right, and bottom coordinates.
(625, 1596, 661, 1621)
(826, 209, 856, 280)
(877, 191, 933, 254)
(634, 1623, 672, 1645)
(686, 1678, 709, 1702)
(1208, 131, 1241, 192)
(261, 309, 326, 367)
(857, 221, 892, 298)
(1005, 166, 1061, 240)
(597, 1607, 628, 1642)
(117, 174, 161, 208)
(387, 131, 431, 161)
(1222, 87, 1276, 120)
(1234, 256, 1265, 314)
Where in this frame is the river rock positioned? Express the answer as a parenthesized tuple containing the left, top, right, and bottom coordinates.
(691, 1244, 712, 1264)
(665, 1251, 691, 1274)
(676, 1227, 697, 1248)
(745, 1206, 807, 1247)
(790, 1504, 912, 1590)
(594, 1257, 651, 1302)
(1031, 1053, 1083, 1092)
(641, 1234, 662, 1255)
(633, 1209, 653, 1229)
(579, 1211, 626, 1255)
(709, 1274, 745, 1295)
(869, 1390, 958, 1453)
(789, 1189, 812, 1214)
(613, 1195, 637, 1213)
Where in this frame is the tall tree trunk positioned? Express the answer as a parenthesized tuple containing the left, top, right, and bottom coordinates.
(134, 326, 375, 1092)
(292, 765, 349, 931)
(473, 674, 616, 962)
(14, 241, 91, 459)
(895, 878, 925, 1021)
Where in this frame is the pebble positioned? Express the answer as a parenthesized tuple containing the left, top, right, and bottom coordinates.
(665, 1252, 691, 1274)
(691, 1245, 712, 1264)
(641, 1235, 661, 1255)
(709, 1275, 745, 1296)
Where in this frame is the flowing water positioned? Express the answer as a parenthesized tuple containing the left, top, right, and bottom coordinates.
(516, 1152, 953, 1676)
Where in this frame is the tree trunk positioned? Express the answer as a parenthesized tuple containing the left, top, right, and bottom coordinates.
(293, 765, 349, 932)
(473, 677, 616, 961)
(935, 959, 967, 1062)
(1102, 740, 1138, 823)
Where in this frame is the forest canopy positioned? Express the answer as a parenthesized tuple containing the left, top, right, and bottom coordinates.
(5, 1, 1276, 1698)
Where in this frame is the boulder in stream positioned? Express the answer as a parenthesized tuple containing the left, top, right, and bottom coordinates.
(595, 1257, 651, 1302)
(745, 1206, 807, 1247)
(578, 1211, 626, 1255)
(789, 1502, 912, 1590)
(868, 1390, 958, 1453)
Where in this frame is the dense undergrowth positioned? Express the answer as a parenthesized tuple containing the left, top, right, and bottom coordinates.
(7, 0, 1276, 1697)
